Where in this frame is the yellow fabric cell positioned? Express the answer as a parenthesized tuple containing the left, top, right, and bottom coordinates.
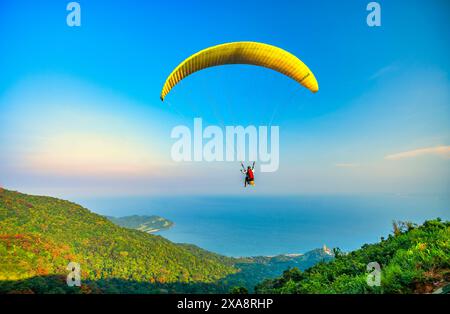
(160, 41, 318, 101)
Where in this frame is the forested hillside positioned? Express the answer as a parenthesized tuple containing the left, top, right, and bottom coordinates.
(0, 189, 236, 293)
(219, 248, 334, 292)
(255, 219, 450, 294)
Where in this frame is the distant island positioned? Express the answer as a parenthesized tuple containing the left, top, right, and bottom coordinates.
(106, 215, 173, 233)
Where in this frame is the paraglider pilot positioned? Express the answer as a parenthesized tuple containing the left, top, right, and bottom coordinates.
(241, 162, 255, 187)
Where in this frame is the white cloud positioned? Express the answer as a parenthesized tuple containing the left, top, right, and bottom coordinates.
(385, 146, 450, 160)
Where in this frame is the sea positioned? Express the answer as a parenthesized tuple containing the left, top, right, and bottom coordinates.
(75, 194, 450, 257)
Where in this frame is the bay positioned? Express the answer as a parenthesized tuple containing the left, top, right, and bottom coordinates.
(75, 194, 450, 257)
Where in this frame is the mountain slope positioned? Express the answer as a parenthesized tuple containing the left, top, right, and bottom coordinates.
(255, 219, 450, 294)
(177, 243, 335, 292)
(0, 188, 237, 293)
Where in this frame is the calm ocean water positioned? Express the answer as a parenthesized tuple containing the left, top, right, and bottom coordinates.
(75, 195, 450, 257)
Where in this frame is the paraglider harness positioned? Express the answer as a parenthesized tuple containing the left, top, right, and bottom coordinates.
(241, 162, 255, 187)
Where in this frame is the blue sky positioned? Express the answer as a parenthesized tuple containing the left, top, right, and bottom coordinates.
(0, 0, 449, 197)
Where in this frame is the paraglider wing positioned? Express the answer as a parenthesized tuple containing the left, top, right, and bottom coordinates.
(160, 41, 319, 101)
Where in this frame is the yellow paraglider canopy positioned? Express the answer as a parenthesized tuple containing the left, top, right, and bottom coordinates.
(160, 41, 318, 101)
